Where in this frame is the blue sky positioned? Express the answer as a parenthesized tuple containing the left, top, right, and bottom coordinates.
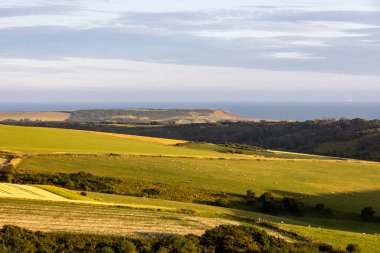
(0, 0, 379, 102)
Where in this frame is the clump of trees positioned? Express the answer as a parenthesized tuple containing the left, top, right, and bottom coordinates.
(360, 206, 377, 222)
(346, 244, 361, 253)
(0, 168, 121, 193)
(0, 224, 350, 253)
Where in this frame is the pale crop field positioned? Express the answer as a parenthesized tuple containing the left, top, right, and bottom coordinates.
(0, 183, 67, 201)
(83, 131, 187, 145)
(0, 199, 238, 236)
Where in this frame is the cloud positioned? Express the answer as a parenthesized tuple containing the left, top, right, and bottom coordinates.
(0, 57, 379, 103)
(287, 41, 331, 47)
(0, 0, 379, 100)
(270, 52, 325, 59)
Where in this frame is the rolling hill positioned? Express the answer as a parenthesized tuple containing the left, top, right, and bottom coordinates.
(0, 124, 379, 252)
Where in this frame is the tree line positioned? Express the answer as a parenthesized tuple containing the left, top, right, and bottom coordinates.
(3, 118, 379, 161)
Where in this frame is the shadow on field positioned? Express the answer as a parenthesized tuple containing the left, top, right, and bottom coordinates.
(268, 189, 380, 234)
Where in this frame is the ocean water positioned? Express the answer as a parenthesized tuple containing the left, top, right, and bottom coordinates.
(0, 102, 379, 121)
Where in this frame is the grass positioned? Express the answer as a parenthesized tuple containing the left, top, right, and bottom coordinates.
(85, 192, 305, 225)
(180, 142, 333, 160)
(83, 131, 187, 145)
(20, 155, 380, 214)
(0, 125, 235, 157)
(3, 124, 380, 249)
(35, 185, 95, 201)
(0, 198, 237, 236)
(282, 224, 380, 253)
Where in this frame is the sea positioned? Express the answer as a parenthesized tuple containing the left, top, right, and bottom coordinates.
(0, 102, 379, 121)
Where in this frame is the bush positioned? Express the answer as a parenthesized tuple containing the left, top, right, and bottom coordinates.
(246, 190, 257, 205)
(282, 197, 306, 214)
(261, 200, 283, 213)
(246, 190, 255, 198)
(346, 244, 360, 253)
(215, 198, 229, 207)
(259, 192, 274, 202)
(142, 188, 160, 196)
(315, 203, 325, 211)
(361, 206, 375, 221)
(120, 240, 137, 253)
(322, 208, 333, 216)
(0, 225, 341, 253)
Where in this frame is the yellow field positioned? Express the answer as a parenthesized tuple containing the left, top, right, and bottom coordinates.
(0, 183, 67, 201)
(0, 198, 239, 236)
(81, 130, 187, 145)
(0, 112, 70, 121)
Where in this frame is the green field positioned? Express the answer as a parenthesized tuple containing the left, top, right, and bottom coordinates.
(20, 155, 380, 213)
(283, 224, 380, 253)
(35, 185, 95, 201)
(2, 124, 380, 251)
(180, 142, 334, 160)
(0, 125, 234, 157)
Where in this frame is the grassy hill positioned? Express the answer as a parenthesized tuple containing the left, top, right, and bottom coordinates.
(0, 125, 231, 157)
(0, 124, 379, 252)
(19, 155, 380, 214)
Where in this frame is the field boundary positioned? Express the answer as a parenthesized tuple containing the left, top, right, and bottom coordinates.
(15, 152, 380, 165)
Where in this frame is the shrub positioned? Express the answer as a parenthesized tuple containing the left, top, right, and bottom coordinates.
(246, 190, 257, 205)
(0, 225, 341, 253)
(361, 206, 375, 221)
(215, 198, 229, 207)
(315, 203, 325, 211)
(261, 200, 282, 213)
(259, 192, 274, 202)
(282, 197, 306, 214)
(346, 244, 360, 253)
(318, 243, 334, 252)
(322, 208, 333, 216)
(246, 190, 255, 198)
(142, 188, 160, 196)
(120, 240, 137, 253)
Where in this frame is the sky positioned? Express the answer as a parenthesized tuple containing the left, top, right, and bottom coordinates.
(0, 0, 379, 103)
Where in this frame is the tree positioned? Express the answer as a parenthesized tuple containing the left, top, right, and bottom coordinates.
(246, 190, 257, 205)
(259, 192, 274, 202)
(361, 206, 375, 221)
(315, 203, 325, 211)
(246, 190, 255, 198)
(346, 244, 360, 253)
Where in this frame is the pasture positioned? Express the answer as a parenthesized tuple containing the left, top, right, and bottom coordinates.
(283, 224, 380, 253)
(20, 155, 380, 214)
(2, 124, 380, 251)
(0, 125, 232, 157)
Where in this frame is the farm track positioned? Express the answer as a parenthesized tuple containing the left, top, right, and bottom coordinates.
(0, 199, 238, 236)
